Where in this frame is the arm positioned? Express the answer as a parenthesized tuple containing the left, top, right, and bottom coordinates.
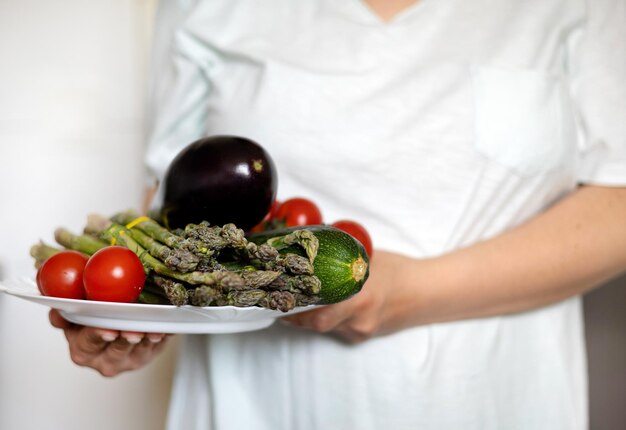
(284, 185, 626, 342)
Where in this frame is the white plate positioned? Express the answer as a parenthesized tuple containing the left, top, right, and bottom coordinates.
(0, 278, 317, 334)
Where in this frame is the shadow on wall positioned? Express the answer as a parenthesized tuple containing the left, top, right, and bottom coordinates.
(584, 273, 626, 430)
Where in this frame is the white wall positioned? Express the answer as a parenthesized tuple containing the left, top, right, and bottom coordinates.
(0, 2, 177, 430)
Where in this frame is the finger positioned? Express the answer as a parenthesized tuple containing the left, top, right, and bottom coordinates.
(128, 336, 169, 367)
(125, 339, 153, 367)
(282, 306, 330, 324)
(67, 326, 118, 367)
(285, 303, 353, 333)
(93, 328, 120, 343)
(100, 336, 135, 365)
(331, 321, 372, 344)
(49, 309, 116, 337)
(120, 331, 145, 345)
(72, 327, 114, 356)
(49, 309, 73, 330)
(145, 332, 166, 343)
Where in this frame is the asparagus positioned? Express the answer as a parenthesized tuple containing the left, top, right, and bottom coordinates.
(293, 293, 322, 307)
(183, 221, 247, 252)
(266, 274, 322, 295)
(111, 210, 187, 249)
(137, 290, 170, 305)
(149, 275, 189, 306)
(189, 285, 221, 307)
(195, 256, 226, 272)
(277, 254, 314, 275)
(30, 241, 61, 268)
(263, 229, 319, 263)
(113, 211, 249, 262)
(54, 228, 108, 255)
(245, 242, 279, 262)
(240, 270, 283, 289)
(100, 223, 246, 288)
(258, 291, 297, 312)
(112, 212, 314, 275)
(126, 227, 200, 272)
(214, 289, 269, 308)
(190, 287, 298, 311)
(84, 213, 113, 235)
(32, 211, 324, 310)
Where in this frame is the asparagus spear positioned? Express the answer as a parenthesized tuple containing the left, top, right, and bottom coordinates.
(190, 287, 298, 311)
(126, 227, 200, 273)
(183, 221, 247, 252)
(245, 242, 280, 262)
(32, 211, 323, 310)
(137, 290, 171, 305)
(263, 229, 319, 263)
(240, 270, 283, 289)
(84, 213, 113, 235)
(54, 228, 108, 255)
(111, 210, 189, 250)
(293, 293, 322, 307)
(100, 223, 246, 288)
(149, 275, 189, 306)
(189, 285, 220, 307)
(112, 211, 227, 259)
(277, 254, 314, 275)
(30, 241, 61, 268)
(214, 289, 270, 308)
(111, 212, 312, 276)
(258, 291, 297, 312)
(266, 274, 322, 295)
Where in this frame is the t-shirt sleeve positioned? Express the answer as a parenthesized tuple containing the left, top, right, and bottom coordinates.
(144, 0, 218, 186)
(569, 0, 626, 186)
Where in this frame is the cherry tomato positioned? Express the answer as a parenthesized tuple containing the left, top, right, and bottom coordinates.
(83, 246, 146, 303)
(249, 199, 281, 232)
(332, 220, 374, 257)
(36, 265, 44, 294)
(37, 251, 88, 299)
(275, 197, 323, 227)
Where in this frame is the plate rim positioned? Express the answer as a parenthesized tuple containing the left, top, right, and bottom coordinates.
(0, 277, 318, 333)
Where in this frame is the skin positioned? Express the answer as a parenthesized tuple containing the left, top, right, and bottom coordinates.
(284, 185, 626, 342)
(362, 0, 421, 22)
(49, 0, 626, 375)
(51, 184, 626, 373)
(49, 309, 170, 377)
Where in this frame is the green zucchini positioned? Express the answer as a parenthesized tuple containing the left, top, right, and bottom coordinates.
(248, 225, 370, 304)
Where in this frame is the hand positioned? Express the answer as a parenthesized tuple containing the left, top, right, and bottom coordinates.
(49, 309, 171, 377)
(282, 250, 420, 343)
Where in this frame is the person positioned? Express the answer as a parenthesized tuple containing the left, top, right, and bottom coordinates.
(50, 0, 626, 429)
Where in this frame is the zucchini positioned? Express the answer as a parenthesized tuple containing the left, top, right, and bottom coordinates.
(248, 225, 369, 304)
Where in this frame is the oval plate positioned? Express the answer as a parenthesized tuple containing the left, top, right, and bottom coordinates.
(0, 278, 316, 334)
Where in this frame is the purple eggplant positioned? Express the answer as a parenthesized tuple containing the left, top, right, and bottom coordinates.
(157, 135, 278, 231)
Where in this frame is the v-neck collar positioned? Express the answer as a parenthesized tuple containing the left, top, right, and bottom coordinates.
(343, 0, 428, 26)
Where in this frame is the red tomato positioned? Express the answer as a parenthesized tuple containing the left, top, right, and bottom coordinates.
(332, 220, 374, 257)
(36, 265, 44, 294)
(249, 199, 281, 232)
(37, 251, 88, 299)
(275, 197, 323, 227)
(83, 246, 146, 303)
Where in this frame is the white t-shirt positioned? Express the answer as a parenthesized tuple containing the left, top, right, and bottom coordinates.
(145, 1, 626, 429)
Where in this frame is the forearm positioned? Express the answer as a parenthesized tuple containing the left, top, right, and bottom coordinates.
(142, 186, 158, 214)
(410, 185, 626, 325)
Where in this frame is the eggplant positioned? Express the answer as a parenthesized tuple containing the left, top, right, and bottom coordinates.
(156, 135, 278, 231)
